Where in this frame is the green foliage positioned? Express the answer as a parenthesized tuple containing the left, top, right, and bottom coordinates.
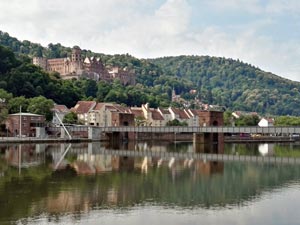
(0, 88, 13, 103)
(0, 45, 19, 74)
(275, 116, 300, 126)
(149, 56, 300, 116)
(7, 96, 29, 113)
(235, 115, 260, 126)
(63, 112, 78, 124)
(166, 119, 188, 126)
(0, 89, 13, 123)
(27, 96, 54, 121)
(223, 111, 234, 126)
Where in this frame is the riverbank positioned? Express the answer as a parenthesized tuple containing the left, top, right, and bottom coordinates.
(225, 136, 299, 143)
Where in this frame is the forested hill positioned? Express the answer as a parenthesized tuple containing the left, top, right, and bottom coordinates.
(149, 56, 300, 115)
(1, 31, 300, 116)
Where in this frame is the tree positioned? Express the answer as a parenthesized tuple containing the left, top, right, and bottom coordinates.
(7, 96, 29, 113)
(235, 115, 260, 126)
(27, 96, 54, 121)
(63, 112, 78, 124)
(0, 88, 13, 103)
(166, 119, 188, 126)
(82, 79, 97, 98)
(0, 45, 19, 74)
(223, 111, 233, 126)
(0, 89, 13, 123)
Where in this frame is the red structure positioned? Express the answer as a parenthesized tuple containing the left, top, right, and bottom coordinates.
(194, 111, 224, 154)
(5, 113, 45, 137)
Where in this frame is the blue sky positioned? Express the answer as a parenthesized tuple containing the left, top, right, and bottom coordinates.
(0, 0, 300, 82)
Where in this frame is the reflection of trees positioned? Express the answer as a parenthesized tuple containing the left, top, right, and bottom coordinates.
(225, 143, 300, 157)
(1, 160, 300, 223)
(2, 141, 300, 223)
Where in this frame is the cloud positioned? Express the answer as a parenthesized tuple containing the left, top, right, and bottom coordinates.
(266, 0, 300, 14)
(0, 0, 299, 82)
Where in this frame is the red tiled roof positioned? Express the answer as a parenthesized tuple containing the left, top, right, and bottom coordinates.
(105, 105, 117, 111)
(52, 105, 69, 113)
(151, 109, 164, 121)
(113, 104, 130, 113)
(158, 107, 170, 114)
(171, 108, 190, 119)
(130, 109, 145, 118)
(94, 103, 105, 110)
(72, 101, 96, 114)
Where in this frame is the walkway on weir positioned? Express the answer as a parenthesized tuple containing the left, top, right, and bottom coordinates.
(95, 126, 300, 134)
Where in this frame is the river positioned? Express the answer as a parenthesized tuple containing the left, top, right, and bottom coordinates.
(0, 141, 300, 225)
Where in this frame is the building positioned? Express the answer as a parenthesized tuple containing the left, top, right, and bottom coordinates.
(140, 103, 165, 126)
(5, 113, 45, 137)
(33, 47, 135, 85)
(107, 67, 136, 85)
(258, 117, 274, 127)
(169, 107, 191, 124)
(198, 111, 224, 127)
(52, 104, 70, 126)
(71, 101, 97, 125)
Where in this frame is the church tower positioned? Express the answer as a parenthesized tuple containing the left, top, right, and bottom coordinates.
(172, 87, 177, 102)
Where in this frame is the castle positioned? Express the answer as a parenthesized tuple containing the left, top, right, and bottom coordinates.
(33, 46, 135, 85)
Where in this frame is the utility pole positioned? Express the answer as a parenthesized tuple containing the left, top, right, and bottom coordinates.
(19, 106, 22, 138)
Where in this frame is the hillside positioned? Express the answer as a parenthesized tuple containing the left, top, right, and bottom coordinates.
(1, 31, 300, 116)
(149, 56, 300, 115)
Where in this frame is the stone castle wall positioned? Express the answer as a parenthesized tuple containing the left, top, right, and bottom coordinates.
(33, 47, 135, 85)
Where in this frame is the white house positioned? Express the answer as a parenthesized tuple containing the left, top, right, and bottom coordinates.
(258, 117, 274, 127)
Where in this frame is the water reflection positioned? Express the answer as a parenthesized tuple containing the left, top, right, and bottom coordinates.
(0, 142, 300, 224)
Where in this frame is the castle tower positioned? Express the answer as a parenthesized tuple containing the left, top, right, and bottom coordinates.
(70, 46, 83, 74)
(32, 57, 47, 70)
(71, 46, 81, 62)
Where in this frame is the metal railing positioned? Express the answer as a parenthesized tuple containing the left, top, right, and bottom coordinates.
(47, 126, 300, 134)
(100, 126, 300, 134)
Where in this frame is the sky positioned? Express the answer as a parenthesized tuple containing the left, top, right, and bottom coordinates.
(0, 0, 300, 82)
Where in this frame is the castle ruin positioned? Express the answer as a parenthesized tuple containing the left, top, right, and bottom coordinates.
(33, 47, 135, 85)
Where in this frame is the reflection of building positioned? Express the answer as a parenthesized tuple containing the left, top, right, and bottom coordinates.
(195, 161, 224, 175)
(5, 144, 45, 167)
(258, 143, 274, 156)
(5, 113, 45, 137)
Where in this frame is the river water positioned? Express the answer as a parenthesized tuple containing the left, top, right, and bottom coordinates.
(1, 141, 300, 225)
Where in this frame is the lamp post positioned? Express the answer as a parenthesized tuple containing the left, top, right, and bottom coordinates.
(19, 106, 22, 139)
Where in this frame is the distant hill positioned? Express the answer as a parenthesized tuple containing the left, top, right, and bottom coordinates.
(1, 30, 300, 116)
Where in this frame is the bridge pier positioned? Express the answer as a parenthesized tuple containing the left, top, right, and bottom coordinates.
(60, 127, 65, 139)
(88, 127, 102, 140)
(193, 133, 224, 154)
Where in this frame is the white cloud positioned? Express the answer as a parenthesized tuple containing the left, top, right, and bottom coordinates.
(0, 0, 299, 82)
(207, 0, 264, 14)
(266, 0, 300, 14)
